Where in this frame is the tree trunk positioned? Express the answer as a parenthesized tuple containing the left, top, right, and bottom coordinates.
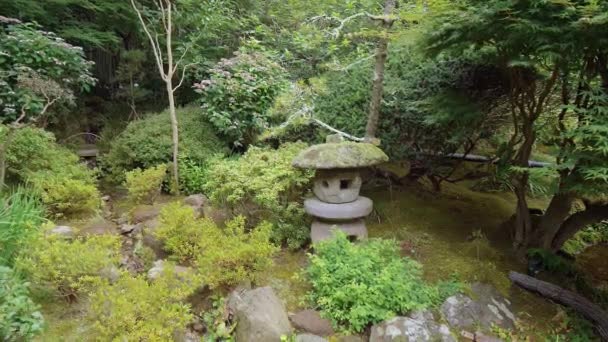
(512, 121, 536, 251)
(509, 271, 608, 340)
(166, 81, 180, 194)
(551, 204, 608, 251)
(364, 0, 396, 140)
(537, 191, 575, 249)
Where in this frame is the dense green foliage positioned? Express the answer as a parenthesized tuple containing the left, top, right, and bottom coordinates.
(0, 22, 95, 121)
(203, 142, 313, 248)
(306, 232, 458, 332)
(102, 107, 226, 182)
(15, 230, 121, 298)
(1, 127, 100, 217)
(0, 266, 44, 341)
(0, 188, 44, 265)
(125, 164, 167, 204)
(195, 50, 288, 148)
(88, 271, 197, 341)
(155, 202, 278, 288)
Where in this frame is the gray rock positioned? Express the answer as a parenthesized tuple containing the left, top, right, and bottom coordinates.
(311, 219, 367, 243)
(120, 224, 136, 235)
(147, 260, 192, 281)
(228, 287, 292, 342)
(99, 266, 121, 283)
(370, 310, 455, 342)
(183, 194, 209, 217)
(80, 218, 116, 236)
(313, 170, 362, 204)
(140, 218, 167, 259)
(101, 195, 111, 202)
(296, 334, 328, 342)
(325, 134, 344, 143)
(290, 309, 334, 337)
(46, 225, 74, 239)
(440, 283, 515, 331)
(304, 197, 373, 220)
(336, 335, 365, 342)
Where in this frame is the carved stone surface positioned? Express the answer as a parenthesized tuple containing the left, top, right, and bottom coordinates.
(304, 197, 372, 220)
(313, 170, 362, 204)
(311, 219, 367, 243)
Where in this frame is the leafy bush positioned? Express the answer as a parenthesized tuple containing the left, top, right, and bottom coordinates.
(28, 172, 100, 218)
(1, 127, 101, 218)
(15, 231, 121, 298)
(203, 142, 313, 249)
(88, 271, 196, 341)
(0, 266, 44, 341)
(125, 164, 167, 204)
(306, 232, 448, 332)
(563, 221, 608, 255)
(155, 203, 278, 288)
(194, 50, 288, 148)
(0, 187, 44, 265)
(178, 155, 209, 195)
(196, 215, 277, 288)
(102, 106, 226, 182)
(154, 202, 204, 262)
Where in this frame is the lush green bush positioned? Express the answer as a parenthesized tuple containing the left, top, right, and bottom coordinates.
(155, 203, 278, 288)
(194, 50, 288, 148)
(28, 172, 100, 218)
(154, 202, 204, 262)
(196, 215, 277, 288)
(203, 142, 313, 249)
(88, 271, 196, 341)
(1, 127, 101, 218)
(125, 164, 167, 204)
(563, 221, 608, 255)
(177, 155, 209, 195)
(0, 266, 44, 341)
(15, 231, 121, 298)
(0, 187, 45, 265)
(306, 232, 451, 332)
(101, 106, 226, 182)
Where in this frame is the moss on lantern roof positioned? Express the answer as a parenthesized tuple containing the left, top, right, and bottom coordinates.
(292, 142, 389, 169)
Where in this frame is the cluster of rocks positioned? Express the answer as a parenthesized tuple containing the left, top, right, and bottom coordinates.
(224, 282, 517, 342)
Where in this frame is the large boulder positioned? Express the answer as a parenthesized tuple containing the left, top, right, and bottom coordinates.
(228, 287, 292, 342)
(290, 309, 334, 337)
(370, 310, 455, 342)
(441, 283, 516, 331)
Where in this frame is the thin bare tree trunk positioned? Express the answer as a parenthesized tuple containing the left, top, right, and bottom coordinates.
(167, 81, 179, 193)
(364, 0, 396, 141)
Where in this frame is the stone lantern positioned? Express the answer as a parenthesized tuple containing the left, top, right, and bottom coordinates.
(292, 140, 389, 243)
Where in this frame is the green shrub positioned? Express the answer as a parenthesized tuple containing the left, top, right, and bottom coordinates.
(0, 266, 44, 341)
(15, 231, 121, 298)
(563, 221, 608, 255)
(28, 173, 100, 218)
(88, 271, 196, 341)
(125, 164, 167, 204)
(178, 155, 209, 195)
(102, 106, 226, 182)
(0, 187, 45, 265)
(203, 142, 313, 249)
(154, 202, 204, 263)
(306, 232, 444, 332)
(154, 203, 278, 288)
(194, 50, 288, 148)
(1, 127, 101, 218)
(196, 215, 277, 288)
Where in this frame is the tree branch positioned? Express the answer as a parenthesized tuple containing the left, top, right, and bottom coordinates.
(131, 0, 166, 78)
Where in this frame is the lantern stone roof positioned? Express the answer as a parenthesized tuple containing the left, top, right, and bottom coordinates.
(292, 142, 389, 169)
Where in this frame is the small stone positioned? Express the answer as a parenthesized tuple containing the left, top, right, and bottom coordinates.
(290, 309, 334, 337)
(46, 225, 74, 239)
(101, 195, 111, 202)
(147, 260, 192, 281)
(120, 224, 135, 235)
(99, 266, 120, 283)
(192, 322, 204, 333)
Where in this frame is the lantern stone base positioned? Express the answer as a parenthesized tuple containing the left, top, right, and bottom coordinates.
(310, 219, 367, 243)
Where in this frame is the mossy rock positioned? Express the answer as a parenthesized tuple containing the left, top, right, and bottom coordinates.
(292, 142, 389, 169)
